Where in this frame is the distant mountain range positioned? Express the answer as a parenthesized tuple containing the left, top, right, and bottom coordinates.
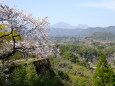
(51, 22, 74, 29)
(49, 22, 115, 37)
(51, 22, 89, 29)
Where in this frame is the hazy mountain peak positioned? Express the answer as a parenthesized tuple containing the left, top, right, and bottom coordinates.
(51, 22, 73, 29)
(51, 22, 89, 29)
(75, 24, 89, 29)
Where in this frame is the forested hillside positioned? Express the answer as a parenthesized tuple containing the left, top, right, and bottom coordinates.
(85, 32, 115, 40)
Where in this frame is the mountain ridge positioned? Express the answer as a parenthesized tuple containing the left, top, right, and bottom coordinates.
(49, 25, 115, 37)
(51, 22, 89, 29)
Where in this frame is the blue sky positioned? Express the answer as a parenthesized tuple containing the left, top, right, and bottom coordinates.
(3, 0, 115, 27)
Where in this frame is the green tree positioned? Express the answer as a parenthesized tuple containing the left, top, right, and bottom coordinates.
(93, 52, 115, 86)
(63, 51, 78, 63)
(11, 65, 26, 86)
(24, 63, 39, 86)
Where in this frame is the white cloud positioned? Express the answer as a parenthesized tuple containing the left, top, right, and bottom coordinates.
(77, 0, 115, 11)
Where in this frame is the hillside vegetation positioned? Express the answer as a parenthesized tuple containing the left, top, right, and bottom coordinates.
(85, 32, 115, 40)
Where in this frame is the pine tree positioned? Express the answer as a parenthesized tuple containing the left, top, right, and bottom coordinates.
(93, 52, 115, 86)
(11, 65, 26, 86)
(11, 63, 40, 86)
(24, 63, 39, 86)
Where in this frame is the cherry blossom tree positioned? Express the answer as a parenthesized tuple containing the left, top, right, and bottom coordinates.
(0, 1, 57, 60)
